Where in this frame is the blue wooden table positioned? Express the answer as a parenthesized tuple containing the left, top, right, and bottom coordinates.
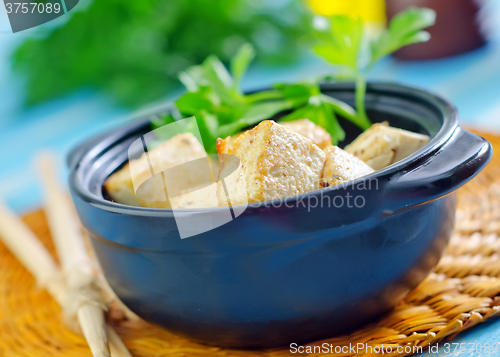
(1, 2, 500, 355)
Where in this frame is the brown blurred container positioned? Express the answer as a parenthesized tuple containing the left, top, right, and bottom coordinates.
(386, 0, 486, 60)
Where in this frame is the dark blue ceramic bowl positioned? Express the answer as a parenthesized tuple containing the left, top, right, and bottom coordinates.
(68, 83, 491, 349)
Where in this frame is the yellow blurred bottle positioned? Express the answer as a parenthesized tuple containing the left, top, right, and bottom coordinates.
(308, 0, 386, 23)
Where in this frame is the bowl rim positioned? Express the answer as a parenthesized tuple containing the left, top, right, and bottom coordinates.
(69, 81, 458, 217)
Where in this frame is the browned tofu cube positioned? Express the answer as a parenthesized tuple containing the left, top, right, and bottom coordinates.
(281, 119, 332, 149)
(104, 133, 207, 209)
(227, 119, 332, 150)
(216, 120, 326, 205)
(320, 146, 374, 187)
(345, 122, 430, 170)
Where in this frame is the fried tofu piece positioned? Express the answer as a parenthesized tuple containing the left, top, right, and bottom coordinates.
(320, 146, 374, 187)
(344, 122, 430, 170)
(281, 119, 332, 149)
(105, 133, 207, 209)
(215, 147, 248, 207)
(227, 119, 332, 150)
(170, 184, 218, 209)
(104, 163, 141, 206)
(216, 120, 326, 205)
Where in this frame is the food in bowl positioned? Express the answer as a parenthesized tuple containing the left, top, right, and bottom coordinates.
(216, 120, 327, 205)
(105, 132, 208, 209)
(281, 118, 333, 149)
(345, 122, 430, 170)
(69, 83, 492, 349)
(320, 145, 374, 187)
(100, 7, 440, 213)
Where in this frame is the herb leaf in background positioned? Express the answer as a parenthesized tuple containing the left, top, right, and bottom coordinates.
(230, 43, 255, 93)
(370, 7, 436, 64)
(12, 0, 312, 108)
(154, 44, 294, 154)
(312, 16, 364, 72)
(313, 7, 436, 128)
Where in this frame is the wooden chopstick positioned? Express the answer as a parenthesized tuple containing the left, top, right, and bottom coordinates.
(36, 153, 112, 357)
(0, 153, 133, 356)
(36, 153, 134, 357)
(0, 200, 67, 305)
(0, 199, 134, 356)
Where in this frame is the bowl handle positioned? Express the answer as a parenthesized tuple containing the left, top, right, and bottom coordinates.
(385, 127, 492, 212)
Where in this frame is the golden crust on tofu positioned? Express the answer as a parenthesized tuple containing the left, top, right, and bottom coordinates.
(215, 150, 248, 206)
(344, 122, 430, 170)
(281, 119, 332, 149)
(105, 133, 207, 209)
(216, 120, 326, 205)
(320, 146, 374, 187)
(225, 119, 332, 150)
(216, 137, 232, 155)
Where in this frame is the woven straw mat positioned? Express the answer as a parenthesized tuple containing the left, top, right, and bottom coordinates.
(2, 131, 500, 357)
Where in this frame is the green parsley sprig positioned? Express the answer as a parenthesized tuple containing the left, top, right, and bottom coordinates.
(152, 44, 294, 153)
(152, 7, 436, 153)
(312, 7, 436, 127)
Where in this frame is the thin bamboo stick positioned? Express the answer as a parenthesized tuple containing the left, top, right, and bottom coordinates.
(98, 273, 140, 322)
(36, 153, 111, 357)
(0, 200, 67, 305)
(108, 325, 133, 356)
(0, 197, 133, 356)
(37, 153, 134, 357)
(80, 230, 139, 322)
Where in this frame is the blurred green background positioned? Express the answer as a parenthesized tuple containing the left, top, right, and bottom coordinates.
(12, 0, 313, 107)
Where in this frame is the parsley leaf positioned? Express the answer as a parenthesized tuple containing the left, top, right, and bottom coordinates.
(312, 7, 436, 129)
(371, 7, 436, 64)
(312, 16, 365, 72)
(154, 44, 294, 153)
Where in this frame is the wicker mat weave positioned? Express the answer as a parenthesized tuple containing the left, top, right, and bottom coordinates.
(2, 131, 500, 357)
